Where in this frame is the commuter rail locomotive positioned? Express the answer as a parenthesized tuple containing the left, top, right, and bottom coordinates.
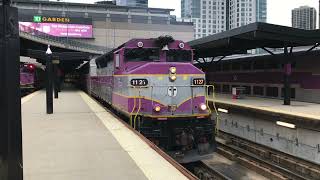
(20, 63, 44, 94)
(84, 36, 217, 163)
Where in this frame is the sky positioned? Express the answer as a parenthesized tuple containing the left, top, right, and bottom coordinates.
(62, 0, 319, 27)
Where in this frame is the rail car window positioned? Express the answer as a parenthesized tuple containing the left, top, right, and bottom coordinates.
(241, 61, 251, 70)
(265, 60, 279, 69)
(253, 86, 264, 96)
(232, 62, 241, 71)
(124, 48, 159, 62)
(242, 86, 251, 95)
(281, 88, 296, 98)
(166, 50, 192, 62)
(222, 85, 230, 93)
(253, 60, 264, 70)
(215, 84, 221, 93)
(222, 62, 231, 71)
(266, 87, 279, 97)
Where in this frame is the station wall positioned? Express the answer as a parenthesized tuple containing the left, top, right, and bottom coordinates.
(216, 112, 320, 164)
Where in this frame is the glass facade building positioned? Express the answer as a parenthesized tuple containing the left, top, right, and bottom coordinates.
(256, 0, 267, 22)
(182, 0, 267, 39)
(116, 0, 148, 8)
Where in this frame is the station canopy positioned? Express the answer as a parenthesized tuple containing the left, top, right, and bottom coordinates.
(188, 22, 320, 58)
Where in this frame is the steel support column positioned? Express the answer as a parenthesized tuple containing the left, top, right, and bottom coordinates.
(0, 1, 23, 180)
(283, 46, 291, 105)
(54, 65, 59, 99)
(46, 51, 53, 114)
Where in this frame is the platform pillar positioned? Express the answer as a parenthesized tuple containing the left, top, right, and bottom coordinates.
(283, 46, 291, 105)
(46, 46, 53, 114)
(53, 64, 59, 99)
(0, 1, 23, 180)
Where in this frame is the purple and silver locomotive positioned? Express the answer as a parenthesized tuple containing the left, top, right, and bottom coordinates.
(88, 37, 216, 163)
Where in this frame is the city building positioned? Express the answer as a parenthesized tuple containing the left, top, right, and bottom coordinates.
(181, 0, 267, 39)
(181, 0, 227, 39)
(292, 6, 317, 30)
(229, 0, 267, 29)
(13, 0, 193, 49)
(116, 0, 148, 8)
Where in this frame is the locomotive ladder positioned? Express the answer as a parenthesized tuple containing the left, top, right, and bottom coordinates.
(130, 87, 142, 130)
(205, 85, 220, 135)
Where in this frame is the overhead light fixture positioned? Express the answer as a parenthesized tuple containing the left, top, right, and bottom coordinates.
(218, 108, 228, 113)
(276, 121, 296, 129)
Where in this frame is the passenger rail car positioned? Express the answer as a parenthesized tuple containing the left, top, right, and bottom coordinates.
(86, 37, 216, 163)
(20, 63, 44, 93)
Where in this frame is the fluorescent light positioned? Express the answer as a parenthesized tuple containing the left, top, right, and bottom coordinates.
(276, 121, 296, 129)
(218, 108, 228, 113)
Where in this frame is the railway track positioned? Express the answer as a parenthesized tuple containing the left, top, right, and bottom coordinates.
(92, 94, 320, 180)
(185, 161, 231, 180)
(217, 132, 320, 180)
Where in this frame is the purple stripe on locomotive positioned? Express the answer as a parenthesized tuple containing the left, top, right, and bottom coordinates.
(126, 62, 204, 75)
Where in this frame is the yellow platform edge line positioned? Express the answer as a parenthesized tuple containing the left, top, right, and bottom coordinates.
(208, 98, 320, 121)
(78, 91, 188, 180)
(21, 91, 41, 105)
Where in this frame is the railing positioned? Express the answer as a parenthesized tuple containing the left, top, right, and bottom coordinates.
(19, 23, 108, 55)
(130, 87, 142, 130)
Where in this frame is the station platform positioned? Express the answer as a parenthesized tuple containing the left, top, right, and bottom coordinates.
(21, 90, 189, 180)
(210, 94, 320, 122)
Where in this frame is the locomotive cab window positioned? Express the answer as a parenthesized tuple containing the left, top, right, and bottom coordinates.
(166, 50, 192, 62)
(124, 48, 159, 62)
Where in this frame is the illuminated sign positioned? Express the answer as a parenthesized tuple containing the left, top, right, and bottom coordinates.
(33, 16, 71, 23)
(19, 22, 93, 38)
(33, 16, 41, 22)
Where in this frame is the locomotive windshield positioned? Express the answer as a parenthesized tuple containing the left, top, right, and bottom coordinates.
(166, 49, 192, 62)
(125, 48, 159, 62)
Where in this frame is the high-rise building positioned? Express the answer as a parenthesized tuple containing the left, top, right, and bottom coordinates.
(181, 0, 227, 39)
(116, 0, 148, 7)
(292, 6, 317, 30)
(182, 0, 267, 39)
(228, 0, 266, 29)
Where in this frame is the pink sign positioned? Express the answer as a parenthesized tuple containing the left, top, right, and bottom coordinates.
(19, 22, 93, 38)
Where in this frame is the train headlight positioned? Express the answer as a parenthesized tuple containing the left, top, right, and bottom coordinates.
(169, 67, 177, 74)
(170, 75, 177, 81)
(154, 105, 161, 112)
(200, 104, 207, 111)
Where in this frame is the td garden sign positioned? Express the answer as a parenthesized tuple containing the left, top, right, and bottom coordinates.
(33, 16, 71, 23)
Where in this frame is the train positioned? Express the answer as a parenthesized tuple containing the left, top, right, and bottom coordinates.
(20, 62, 45, 94)
(198, 50, 320, 103)
(81, 36, 217, 163)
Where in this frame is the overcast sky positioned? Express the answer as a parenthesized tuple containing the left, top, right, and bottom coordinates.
(62, 0, 319, 27)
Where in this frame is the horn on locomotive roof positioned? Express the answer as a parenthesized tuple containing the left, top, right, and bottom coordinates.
(155, 35, 175, 50)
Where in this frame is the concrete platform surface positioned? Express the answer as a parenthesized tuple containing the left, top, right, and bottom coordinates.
(21, 90, 188, 180)
(210, 94, 320, 120)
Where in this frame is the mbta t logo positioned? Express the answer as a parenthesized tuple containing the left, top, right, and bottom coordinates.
(168, 87, 178, 97)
